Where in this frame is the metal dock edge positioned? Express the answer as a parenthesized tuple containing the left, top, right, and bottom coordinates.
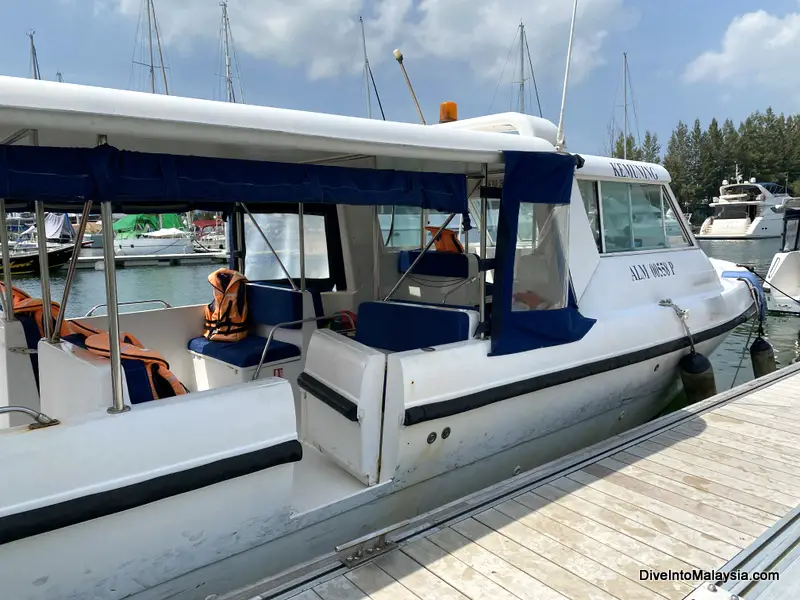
(223, 361, 800, 600)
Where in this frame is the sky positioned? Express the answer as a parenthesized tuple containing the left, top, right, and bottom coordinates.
(1, 0, 800, 157)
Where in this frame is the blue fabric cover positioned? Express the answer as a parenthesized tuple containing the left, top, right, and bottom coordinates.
(490, 151, 596, 356)
(355, 301, 473, 352)
(188, 335, 300, 368)
(397, 251, 470, 279)
(0, 145, 468, 215)
(246, 283, 304, 329)
(722, 271, 764, 322)
(502, 151, 576, 206)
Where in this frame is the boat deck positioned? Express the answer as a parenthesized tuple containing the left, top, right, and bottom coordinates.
(227, 361, 800, 600)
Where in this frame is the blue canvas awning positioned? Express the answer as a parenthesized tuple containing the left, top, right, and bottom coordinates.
(0, 145, 468, 214)
(490, 150, 596, 356)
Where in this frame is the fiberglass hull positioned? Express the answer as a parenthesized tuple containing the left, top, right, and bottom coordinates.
(0, 281, 753, 600)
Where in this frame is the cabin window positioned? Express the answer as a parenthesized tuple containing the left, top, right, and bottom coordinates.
(600, 182, 690, 253)
(512, 203, 569, 312)
(379, 206, 465, 250)
(244, 213, 330, 279)
(577, 179, 601, 251)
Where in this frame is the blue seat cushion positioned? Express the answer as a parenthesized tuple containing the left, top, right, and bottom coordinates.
(397, 251, 469, 279)
(355, 301, 473, 352)
(188, 335, 300, 368)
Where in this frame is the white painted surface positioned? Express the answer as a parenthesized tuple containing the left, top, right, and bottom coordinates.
(0, 314, 40, 427)
(0, 378, 298, 600)
(303, 330, 387, 485)
(0, 76, 555, 168)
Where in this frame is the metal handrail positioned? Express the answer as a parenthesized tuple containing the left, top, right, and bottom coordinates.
(252, 312, 356, 380)
(0, 405, 59, 428)
(84, 299, 173, 317)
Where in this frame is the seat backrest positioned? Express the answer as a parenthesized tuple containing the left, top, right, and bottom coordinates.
(246, 282, 305, 329)
(355, 301, 478, 352)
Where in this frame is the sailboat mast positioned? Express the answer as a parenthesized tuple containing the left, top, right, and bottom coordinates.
(622, 52, 628, 160)
(151, 0, 170, 94)
(360, 17, 371, 119)
(145, 0, 156, 93)
(222, 1, 235, 103)
(28, 31, 41, 80)
(518, 22, 525, 114)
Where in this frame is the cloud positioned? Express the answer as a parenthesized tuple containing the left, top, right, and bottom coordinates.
(685, 8, 800, 92)
(96, 0, 635, 83)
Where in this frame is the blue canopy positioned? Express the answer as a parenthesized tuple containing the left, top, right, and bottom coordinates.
(490, 151, 596, 356)
(0, 144, 468, 214)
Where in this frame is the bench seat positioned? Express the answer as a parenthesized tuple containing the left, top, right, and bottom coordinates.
(188, 335, 300, 368)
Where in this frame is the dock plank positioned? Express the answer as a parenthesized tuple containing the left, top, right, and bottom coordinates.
(279, 366, 800, 600)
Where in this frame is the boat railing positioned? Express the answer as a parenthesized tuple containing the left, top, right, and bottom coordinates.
(252, 313, 357, 381)
(84, 299, 173, 317)
(0, 405, 59, 429)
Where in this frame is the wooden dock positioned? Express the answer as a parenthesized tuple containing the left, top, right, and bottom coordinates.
(226, 361, 800, 600)
(74, 251, 228, 270)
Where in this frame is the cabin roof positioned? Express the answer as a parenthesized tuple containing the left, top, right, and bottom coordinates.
(0, 77, 555, 173)
(575, 154, 671, 183)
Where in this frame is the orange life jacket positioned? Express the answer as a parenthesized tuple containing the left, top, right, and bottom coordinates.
(84, 331, 188, 402)
(0, 283, 73, 338)
(425, 227, 464, 253)
(203, 268, 249, 342)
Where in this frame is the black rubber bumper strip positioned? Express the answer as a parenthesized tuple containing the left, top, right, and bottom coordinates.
(298, 372, 359, 422)
(403, 306, 753, 426)
(0, 439, 303, 545)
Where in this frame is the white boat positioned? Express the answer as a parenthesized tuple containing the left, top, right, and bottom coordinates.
(696, 168, 797, 240)
(113, 217, 196, 257)
(0, 76, 757, 600)
(763, 199, 800, 314)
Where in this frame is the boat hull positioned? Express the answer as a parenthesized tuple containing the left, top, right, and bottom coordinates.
(0, 315, 746, 600)
(696, 215, 783, 240)
(115, 236, 195, 256)
(1, 243, 75, 276)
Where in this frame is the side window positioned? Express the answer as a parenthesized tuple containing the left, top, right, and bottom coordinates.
(379, 206, 465, 250)
(244, 213, 330, 279)
(577, 179, 601, 251)
(512, 203, 569, 312)
(601, 182, 690, 253)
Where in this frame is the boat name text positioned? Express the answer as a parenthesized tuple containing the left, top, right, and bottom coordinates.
(630, 261, 675, 281)
(610, 162, 660, 181)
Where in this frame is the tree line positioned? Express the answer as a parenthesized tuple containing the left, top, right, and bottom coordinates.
(608, 107, 800, 213)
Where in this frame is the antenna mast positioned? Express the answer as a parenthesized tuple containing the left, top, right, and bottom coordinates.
(555, 0, 579, 152)
(27, 31, 41, 80)
(56, 71, 63, 82)
(622, 52, 628, 160)
(360, 17, 372, 118)
(393, 49, 426, 125)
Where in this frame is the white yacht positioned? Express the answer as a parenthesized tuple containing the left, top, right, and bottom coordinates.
(0, 77, 756, 600)
(763, 199, 800, 314)
(697, 170, 797, 239)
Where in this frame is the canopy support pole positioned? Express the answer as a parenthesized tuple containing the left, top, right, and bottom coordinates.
(234, 209, 245, 273)
(479, 165, 489, 339)
(373, 206, 380, 298)
(299, 204, 306, 292)
(98, 134, 129, 415)
(383, 213, 456, 301)
(238, 203, 297, 290)
(34, 202, 52, 339)
(50, 201, 93, 342)
(0, 200, 15, 321)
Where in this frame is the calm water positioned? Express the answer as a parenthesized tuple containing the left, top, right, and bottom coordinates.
(11, 238, 798, 392)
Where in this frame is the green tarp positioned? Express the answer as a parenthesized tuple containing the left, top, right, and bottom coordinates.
(113, 214, 184, 238)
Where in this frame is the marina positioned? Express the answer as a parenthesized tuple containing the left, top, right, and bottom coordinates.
(2, 2, 800, 599)
(226, 361, 800, 600)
